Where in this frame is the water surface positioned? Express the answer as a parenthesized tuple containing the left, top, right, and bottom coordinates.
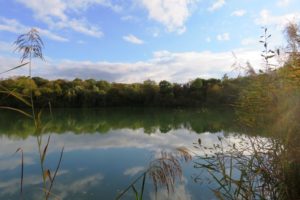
(0, 108, 246, 200)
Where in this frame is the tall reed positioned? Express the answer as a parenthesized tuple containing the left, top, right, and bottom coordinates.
(0, 28, 64, 200)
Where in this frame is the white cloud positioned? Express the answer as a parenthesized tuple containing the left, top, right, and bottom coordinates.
(16, 0, 67, 21)
(121, 15, 140, 22)
(0, 48, 264, 83)
(16, 0, 105, 38)
(208, 0, 225, 12)
(0, 18, 69, 42)
(253, 10, 300, 48)
(37, 28, 70, 42)
(65, 0, 122, 12)
(277, 0, 292, 7)
(140, 0, 198, 34)
(241, 38, 256, 46)
(123, 34, 144, 44)
(217, 33, 230, 41)
(255, 9, 300, 29)
(0, 41, 14, 53)
(206, 37, 211, 43)
(16, 0, 121, 18)
(231, 9, 246, 17)
(0, 18, 27, 33)
(62, 19, 103, 38)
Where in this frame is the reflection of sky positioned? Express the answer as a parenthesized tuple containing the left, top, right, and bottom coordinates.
(0, 129, 226, 156)
(150, 184, 192, 200)
(0, 127, 244, 199)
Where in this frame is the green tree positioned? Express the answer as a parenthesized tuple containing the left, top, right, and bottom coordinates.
(285, 22, 300, 67)
(159, 80, 173, 96)
(189, 78, 205, 104)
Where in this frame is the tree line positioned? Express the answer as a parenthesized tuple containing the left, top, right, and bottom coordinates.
(0, 76, 247, 108)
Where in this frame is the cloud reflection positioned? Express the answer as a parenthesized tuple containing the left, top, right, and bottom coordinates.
(55, 173, 104, 199)
(123, 166, 145, 176)
(0, 156, 35, 171)
(150, 184, 192, 200)
(0, 129, 232, 160)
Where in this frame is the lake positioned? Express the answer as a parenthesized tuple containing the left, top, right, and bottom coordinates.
(0, 108, 256, 200)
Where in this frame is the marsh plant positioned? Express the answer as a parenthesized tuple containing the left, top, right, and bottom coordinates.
(260, 27, 277, 72)
(116, 147, 192, 200)
(14, 28, 44, 76)
(192, 135, 299, 200)
(0, 28, 64, 199)
(200, 23, 300, 200)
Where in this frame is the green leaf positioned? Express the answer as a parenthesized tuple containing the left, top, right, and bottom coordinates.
(41, 135, 51, 164)
(131, 185, 138, 200)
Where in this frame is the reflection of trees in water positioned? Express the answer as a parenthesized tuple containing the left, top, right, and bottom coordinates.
(0, 108, 237, 137)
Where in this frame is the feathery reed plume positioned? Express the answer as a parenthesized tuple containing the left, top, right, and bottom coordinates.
(116, 148, 192, 200)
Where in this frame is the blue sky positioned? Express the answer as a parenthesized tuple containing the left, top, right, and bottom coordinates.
(0, 0, 299, 83)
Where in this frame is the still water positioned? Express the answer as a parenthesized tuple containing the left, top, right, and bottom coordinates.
(0, 108, 246, 200)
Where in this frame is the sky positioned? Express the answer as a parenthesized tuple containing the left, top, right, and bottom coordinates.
(0, 0, 299, 83)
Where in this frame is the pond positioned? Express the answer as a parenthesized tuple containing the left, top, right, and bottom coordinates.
(0, 108, 258, 200)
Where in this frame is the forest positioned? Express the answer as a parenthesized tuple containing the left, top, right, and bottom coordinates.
(0, 75, 244, 107)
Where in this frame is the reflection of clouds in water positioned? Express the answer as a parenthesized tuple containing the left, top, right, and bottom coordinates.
(123, 166, 145, 176)
(0, 129, 257, 173)
(0, 175, 42, 195)
(0, 172, 103, 199)
(0, 129, 211, 157)
(0, 136, 48, 157)
(0, 156, 35, 171)
(47, 129, 226, 154)
(55, 173, 104, 199)
(193, 134, 271, 156)
(0, 129, 257, 199)
(0, 170, 69, 196)
(150, 184, 192, 200)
